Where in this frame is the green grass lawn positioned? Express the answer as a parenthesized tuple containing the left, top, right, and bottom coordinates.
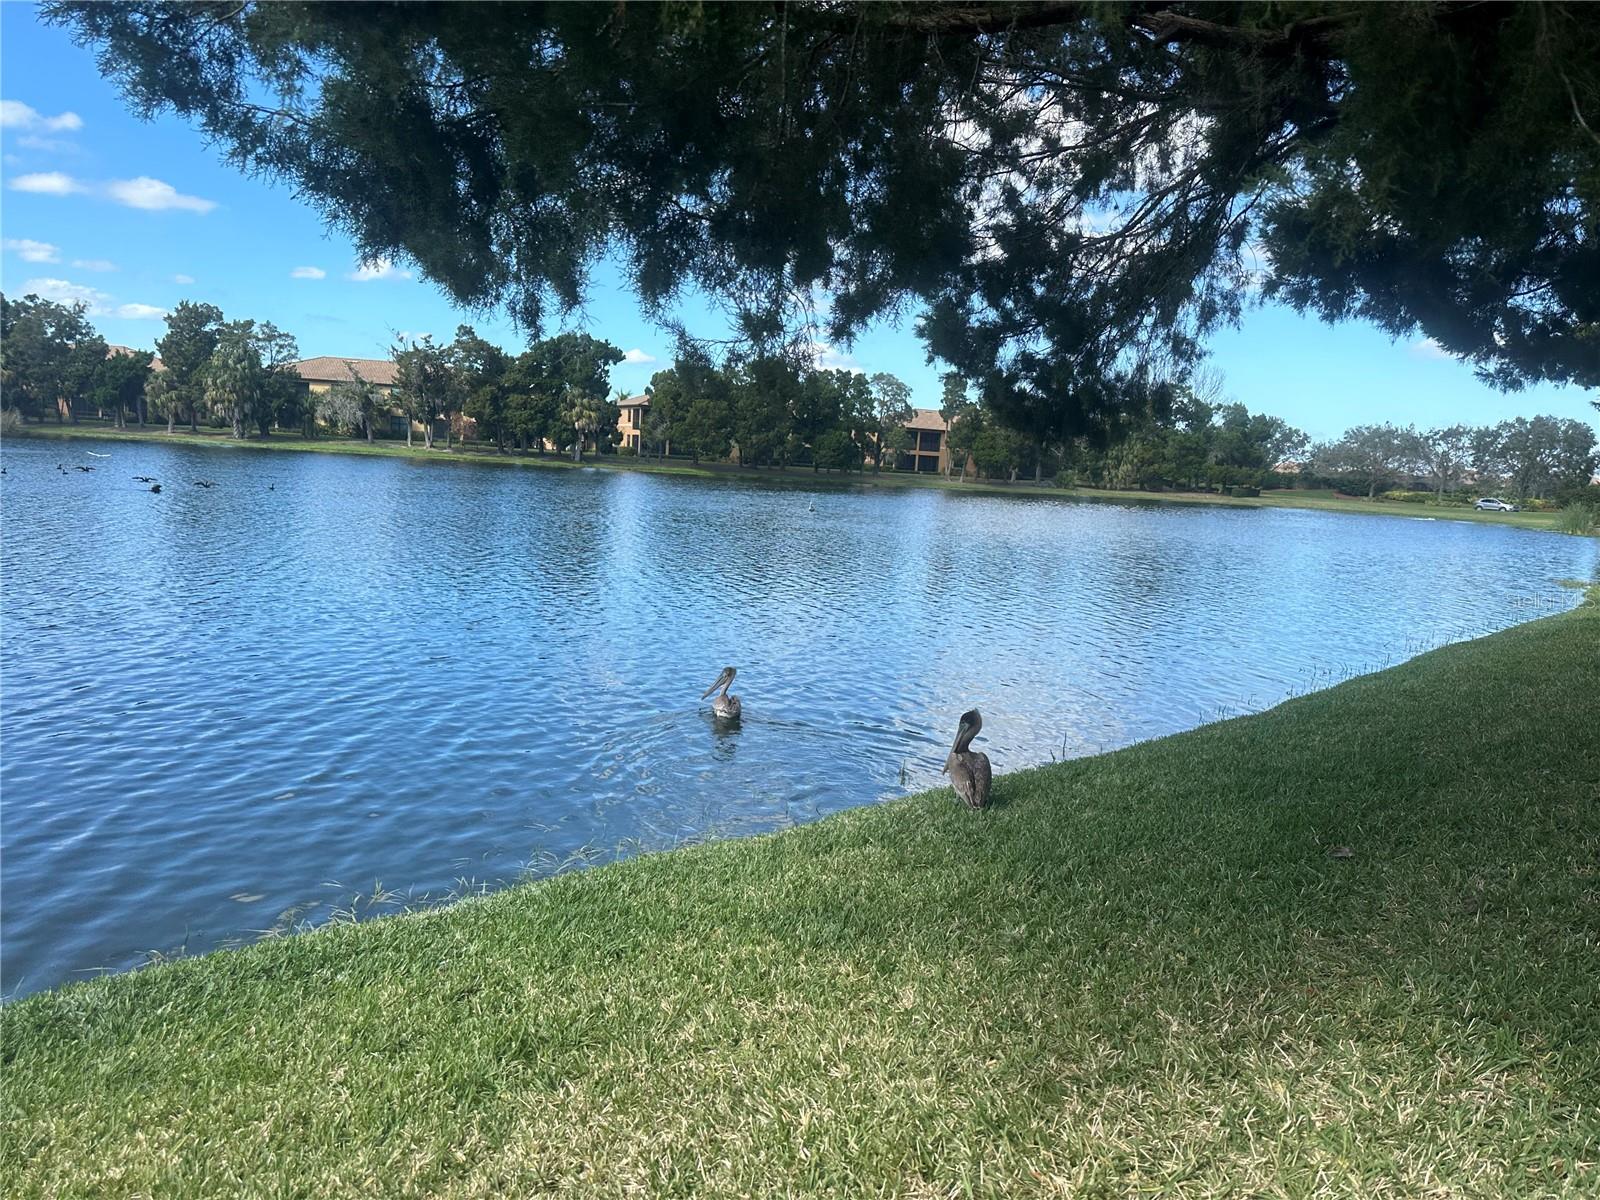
(9, 421, 1582, 533)
(3, 599, 1597, 1197)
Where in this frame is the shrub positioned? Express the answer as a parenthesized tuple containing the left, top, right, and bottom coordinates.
(0, 407, 22, 437)
(1555, 503, 1600, 536)
(1379, 489, 1435, 504)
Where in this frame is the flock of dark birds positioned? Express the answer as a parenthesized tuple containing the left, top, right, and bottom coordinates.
(51, 461, 221, 493)
(700, 666, 992, 809)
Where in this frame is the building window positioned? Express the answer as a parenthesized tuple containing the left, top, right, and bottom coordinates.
(918, 430, 941, 453)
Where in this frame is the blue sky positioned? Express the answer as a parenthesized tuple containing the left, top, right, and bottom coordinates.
(2, 5, 1594, 441)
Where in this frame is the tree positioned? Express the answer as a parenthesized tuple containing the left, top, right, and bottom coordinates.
(453, 325, 512, 451)
(564, 389, 602, 461)
(730, 356, 797, 467)
(864, 373, 914, 473)
(642, 370, 689, 463)
(1313, 424, 1424, 499)
(1419, 426, 1474, 498)
(946, 403, 984, 481)
(144, 370, 178, 434)
(506, 332, 623, 455)
(88, 348, 153, 429)
(317, 366, 384, 442)
(392, 336, 458, 449)
(52, 4, 1599, 428)
(812, 429, 862, 473)
(1473, 416, 1598, 500)
(971, 424, 1025, 482)
(0, 293, 106, 422)
(156, 300, 224, 433)
(252, 322, 302, 436)
(791, 370, 848, 471)
(204, 322, 265, 439)
(880, 423, 913, 473)
(938, 374, 970, 479)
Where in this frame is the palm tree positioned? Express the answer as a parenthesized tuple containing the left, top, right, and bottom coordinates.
(565, 388, 602, 461)
(145, 371, 177, 435)
(204, 332, 262, 439)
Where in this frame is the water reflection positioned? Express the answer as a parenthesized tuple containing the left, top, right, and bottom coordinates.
(1, 437, 1594, 997)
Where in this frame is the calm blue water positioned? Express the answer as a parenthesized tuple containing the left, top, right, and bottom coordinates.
(2, 437, 1594, 997)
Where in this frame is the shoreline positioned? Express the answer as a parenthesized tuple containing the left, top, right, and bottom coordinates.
(3, 599, 1596, 1195)
(5, 421, 1582, 534)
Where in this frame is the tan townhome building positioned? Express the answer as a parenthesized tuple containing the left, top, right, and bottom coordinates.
(899, 409, 951, 474)
(616, 394, 655, 451)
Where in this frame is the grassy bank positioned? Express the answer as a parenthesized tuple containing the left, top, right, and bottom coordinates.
(3, 599, 1597, 1197)
(8, 421, 1578, 533)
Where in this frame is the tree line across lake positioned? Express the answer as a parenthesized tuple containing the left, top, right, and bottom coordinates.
(3, 289, 1597, 509)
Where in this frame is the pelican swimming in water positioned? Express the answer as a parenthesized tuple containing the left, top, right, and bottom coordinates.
(941, 708, 992, 809)
(701, 666, 741, 721)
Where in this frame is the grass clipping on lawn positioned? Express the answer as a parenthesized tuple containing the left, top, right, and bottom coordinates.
(3, 601, 1597, 1198)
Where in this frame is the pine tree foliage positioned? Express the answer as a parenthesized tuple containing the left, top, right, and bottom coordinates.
(47, 2, 1600, 438)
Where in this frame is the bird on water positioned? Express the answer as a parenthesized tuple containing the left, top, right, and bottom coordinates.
(701, 666, 741, 721)
(942, 708, 992, 809)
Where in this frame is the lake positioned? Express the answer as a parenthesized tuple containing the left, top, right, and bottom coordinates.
(2, 437, 1594, 998)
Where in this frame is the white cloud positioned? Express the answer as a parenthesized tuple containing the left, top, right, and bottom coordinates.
(0, 101, 83, 133)
(621, 348, 657, 365)
(811, 340, 863, 374)
(348, 258, 411, 282)
(290, 265, 326, 280)
(114, 303, 166, 320)
(20, 276, 164, 321)
(1410, 338, 1451, 360)
(16, 134, 82, 155)
(72, 258, 117, 272)
(21, 276, 110, 307)
(3, 237, 60, 263)
(10, 171, 86, 195)
(106, 176, 217, 214)
(173, 274, 195, 285)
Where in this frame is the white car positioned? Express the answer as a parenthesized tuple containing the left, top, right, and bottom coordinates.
(1474, 497, 1519, 512)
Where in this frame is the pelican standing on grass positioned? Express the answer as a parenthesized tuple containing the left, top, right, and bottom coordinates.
(701, 666, 741, 721)
(942, 708, 992, 809)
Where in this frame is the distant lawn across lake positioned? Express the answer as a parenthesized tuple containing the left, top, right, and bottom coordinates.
(11, 421, 1584, 534)
(3, 590, 1596, 1197)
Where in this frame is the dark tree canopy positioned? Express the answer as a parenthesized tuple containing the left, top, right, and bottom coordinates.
(47, 1, 1600, 438)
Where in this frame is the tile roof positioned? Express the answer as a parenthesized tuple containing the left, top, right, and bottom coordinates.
(294, 356, 398, 386)
(106, 344, 165, 372)
(904, 408, 949, 432)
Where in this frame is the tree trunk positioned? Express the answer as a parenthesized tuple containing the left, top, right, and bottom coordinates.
(445, 417, 453, 449)
(167, 411, 175, 435)
(423, 420, 434, 450)
(406, 421, 413, 448)
(365, 419, 373, 444)
(189, 402, 197, 434)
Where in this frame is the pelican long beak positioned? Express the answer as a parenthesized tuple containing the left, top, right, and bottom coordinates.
(701, 668, 733, 698)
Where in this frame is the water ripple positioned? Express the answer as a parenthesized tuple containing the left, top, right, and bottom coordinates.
(2, 438, 1594, 997)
